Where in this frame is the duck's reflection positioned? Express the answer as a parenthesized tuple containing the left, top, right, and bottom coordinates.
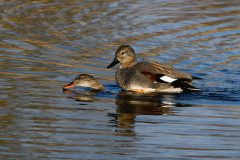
(108, 92, 179, 136)
(63, 89, 100, 102)
(116, 92, 175, 115)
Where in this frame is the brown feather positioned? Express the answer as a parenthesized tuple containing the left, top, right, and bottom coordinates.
(135, 61, 193, 81)
(141, 71, 161, 82)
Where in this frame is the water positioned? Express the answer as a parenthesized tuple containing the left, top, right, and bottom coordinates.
(0, 0, 240, 159)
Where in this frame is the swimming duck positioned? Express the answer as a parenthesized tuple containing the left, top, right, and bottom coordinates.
(63, 74, 104, 91)
(107, 45, 200, 93)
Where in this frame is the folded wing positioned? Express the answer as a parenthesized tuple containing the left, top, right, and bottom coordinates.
(135, 61, 200, 91)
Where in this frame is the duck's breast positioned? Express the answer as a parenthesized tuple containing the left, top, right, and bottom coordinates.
(115, 67, 133, 89)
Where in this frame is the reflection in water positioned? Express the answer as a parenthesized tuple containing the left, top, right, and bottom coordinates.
(65, 87, 178, 137)
(116, 95, 171, 135)
(63, 88, 100, 102)
(110, 93, 176, 136)
(116, 93, 175, 115)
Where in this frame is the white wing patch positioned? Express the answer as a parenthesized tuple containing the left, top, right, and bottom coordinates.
(160, 76, 177, 83)
(160, 87, 183, 93)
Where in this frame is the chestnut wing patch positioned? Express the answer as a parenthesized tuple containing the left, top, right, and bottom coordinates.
(141, 71, 168, 83)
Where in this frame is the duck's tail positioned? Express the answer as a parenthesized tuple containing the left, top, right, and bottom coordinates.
(172, 80, 200, 91)
(192, 76, 202, 80)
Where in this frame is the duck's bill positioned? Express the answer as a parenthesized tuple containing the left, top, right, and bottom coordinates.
(63, 82, 76, 90)
(107, 58, 119, 68)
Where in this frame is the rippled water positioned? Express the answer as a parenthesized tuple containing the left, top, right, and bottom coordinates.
(1, 0, 240, 159)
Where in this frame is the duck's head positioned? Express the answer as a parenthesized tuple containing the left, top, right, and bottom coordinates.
(63, 74, 104, 90)
(107, 45, 136, 68)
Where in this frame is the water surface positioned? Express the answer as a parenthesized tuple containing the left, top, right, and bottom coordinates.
(0, 0, 240, 159)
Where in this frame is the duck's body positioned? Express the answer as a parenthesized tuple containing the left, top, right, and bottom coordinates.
(107, 45, 200, 93)
(63, 74, 104, 91)
(115, 62, 176, 92)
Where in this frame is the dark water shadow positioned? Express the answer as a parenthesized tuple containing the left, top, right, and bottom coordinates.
(107, 92, 196, 137)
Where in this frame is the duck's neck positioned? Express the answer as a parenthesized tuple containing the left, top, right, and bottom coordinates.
(120, 61, 136, 68)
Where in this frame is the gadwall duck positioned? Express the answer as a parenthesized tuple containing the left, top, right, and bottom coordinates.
(107, 45, 200, 93)
(63, 74, 104, 91)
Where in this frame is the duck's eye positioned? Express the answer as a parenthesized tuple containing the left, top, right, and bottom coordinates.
(121, 52, 125, 55)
